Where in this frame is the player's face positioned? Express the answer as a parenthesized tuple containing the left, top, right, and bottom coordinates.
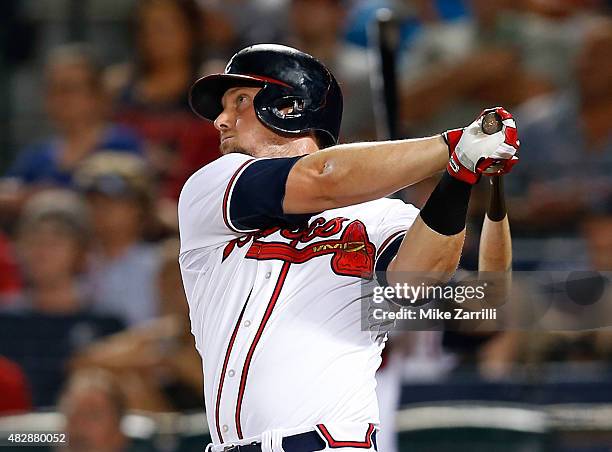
(214, 87, 295, 157)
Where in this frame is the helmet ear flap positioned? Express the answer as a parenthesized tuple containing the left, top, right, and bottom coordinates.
(270, 97, 306, 119)
(253, 84, 310, 136)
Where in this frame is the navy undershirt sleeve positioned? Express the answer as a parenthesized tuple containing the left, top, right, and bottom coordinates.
(229, 156, 318, 231)
(375, 235, 405, 287)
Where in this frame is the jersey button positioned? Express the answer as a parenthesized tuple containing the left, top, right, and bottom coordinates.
(265, 271, 271, 279)
(228, 369, 235, 377)
(222, 425, 229, 433)
(244, 320, 251, 327)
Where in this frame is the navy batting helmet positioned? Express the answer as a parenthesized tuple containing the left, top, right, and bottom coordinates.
(189, 44, 343, 148)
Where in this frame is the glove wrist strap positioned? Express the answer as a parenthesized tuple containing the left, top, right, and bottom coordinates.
(420, 172, 472, 236)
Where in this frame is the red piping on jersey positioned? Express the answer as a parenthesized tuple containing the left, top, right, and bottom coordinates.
(222, 159, 256, 233)
(376, 230, 405, 260)
(235, 240, 297, 438)
(215, 291, 251, 443)
(316, 423, 375, 449)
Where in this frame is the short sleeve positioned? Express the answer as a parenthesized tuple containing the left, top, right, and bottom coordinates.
(178, 154, 315, 254)
(178, 153, 254, 254)
(229, 156, 314, 231)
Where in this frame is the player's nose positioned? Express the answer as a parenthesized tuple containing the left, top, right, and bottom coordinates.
(214, 108, 233, 132)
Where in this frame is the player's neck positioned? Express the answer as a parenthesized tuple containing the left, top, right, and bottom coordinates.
(259, 136, 319, 158)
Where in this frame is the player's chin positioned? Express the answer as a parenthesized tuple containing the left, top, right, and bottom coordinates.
(220, 142, 253, 157)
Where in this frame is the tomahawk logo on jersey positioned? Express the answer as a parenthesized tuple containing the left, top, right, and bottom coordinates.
(178, 153, 419, 448)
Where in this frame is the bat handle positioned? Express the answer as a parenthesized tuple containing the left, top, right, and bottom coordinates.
(481, 111, 503, 135)
(481, 111, 506, 175)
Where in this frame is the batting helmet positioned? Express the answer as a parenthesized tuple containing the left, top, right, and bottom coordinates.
(189, 44, 343, 148)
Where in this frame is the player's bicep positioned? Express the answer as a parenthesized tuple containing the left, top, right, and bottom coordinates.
(229, 157, 318, 231)
(283, 153, 337, 214)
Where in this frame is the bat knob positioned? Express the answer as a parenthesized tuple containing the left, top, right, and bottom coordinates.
(482, 111, 503, 135)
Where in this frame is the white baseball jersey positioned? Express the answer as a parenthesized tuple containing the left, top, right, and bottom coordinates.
(178, 153, 419, 447)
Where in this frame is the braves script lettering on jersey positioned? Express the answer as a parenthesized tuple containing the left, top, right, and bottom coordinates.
(178, 153, 419, 449)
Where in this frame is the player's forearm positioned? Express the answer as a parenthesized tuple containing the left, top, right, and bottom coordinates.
(479, 176, 512, 272)
(479, 216, 511, 271)
(386, 216, 465, 284)
(478, 176, 512, 309)
(387, 170, 474, 280)
(284, 135, 447, 214)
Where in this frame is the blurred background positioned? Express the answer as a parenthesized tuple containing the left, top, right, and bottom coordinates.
(0, 0, 610, 451)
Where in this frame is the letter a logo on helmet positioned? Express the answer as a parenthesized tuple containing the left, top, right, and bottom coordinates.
(189, 44, 343, 148)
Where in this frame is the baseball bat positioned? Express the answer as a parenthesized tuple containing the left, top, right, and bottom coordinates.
(481, 111, 503, 135)
(367, 8, 401, 141)
(481, 111, 505, 173)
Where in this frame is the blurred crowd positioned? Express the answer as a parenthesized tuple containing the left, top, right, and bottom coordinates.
(0, 0, 610, 449)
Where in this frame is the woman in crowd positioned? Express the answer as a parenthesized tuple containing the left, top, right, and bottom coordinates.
(106, 0, 220, 212)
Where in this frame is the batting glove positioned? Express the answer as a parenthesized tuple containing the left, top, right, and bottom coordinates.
(443, 107, 519, 184)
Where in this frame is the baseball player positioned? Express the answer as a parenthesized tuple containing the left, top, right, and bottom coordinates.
(178, 44, 519, 452)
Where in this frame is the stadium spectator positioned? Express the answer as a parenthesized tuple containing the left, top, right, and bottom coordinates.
(395, 0, 559, 244)
(59, 369, 153, 452)
(0, 231, 22, 306)
(1, 44, 143, 195)
(13, 190, 89, 314)
(508, 19, 612, 235)
(0, 190, 124, 407)
(0, 356, 31, 414)
(105, 0, 220, 207)
(399, 0, 554, 137)
(582, 212, 612, 271)
(70, 238, 202, 412)
(494, 0, 599, 90)
(75, 153, 161, 327)
(201, 0, 288, 54)
(284, 0, 377, 141)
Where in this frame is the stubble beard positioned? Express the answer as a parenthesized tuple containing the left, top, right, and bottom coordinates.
(219, 135, 301, 158)
(220, 141, 253, 157)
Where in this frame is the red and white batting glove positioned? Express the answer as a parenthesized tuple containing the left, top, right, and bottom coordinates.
(443, 107, 519, 184)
